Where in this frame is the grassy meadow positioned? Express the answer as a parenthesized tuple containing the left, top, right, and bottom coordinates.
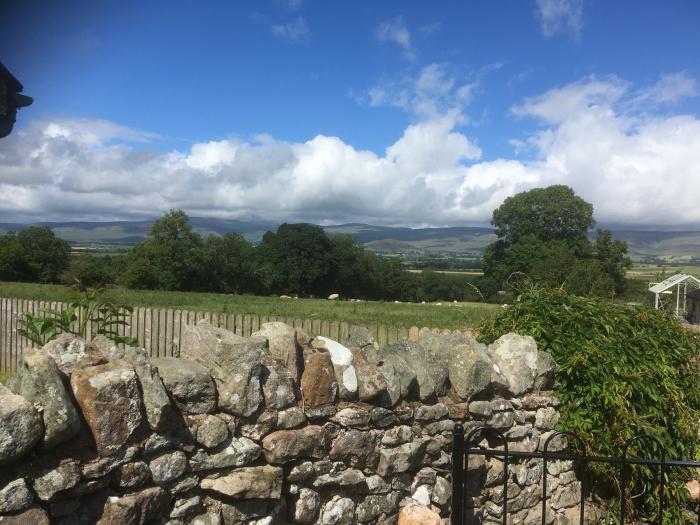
(0, 281, 499, 331)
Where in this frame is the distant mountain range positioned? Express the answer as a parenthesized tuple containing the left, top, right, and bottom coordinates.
(1, 218, 699, 261)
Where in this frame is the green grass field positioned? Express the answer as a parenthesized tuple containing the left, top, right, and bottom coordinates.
(0, 282, 499, 330)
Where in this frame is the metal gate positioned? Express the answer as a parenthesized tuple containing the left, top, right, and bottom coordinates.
(451, 423, 700, 525)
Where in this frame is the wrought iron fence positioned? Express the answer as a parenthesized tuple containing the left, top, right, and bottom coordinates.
(451, 423, 700, 525)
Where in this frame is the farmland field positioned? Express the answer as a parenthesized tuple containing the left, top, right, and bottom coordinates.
(0, 282, 499, 330)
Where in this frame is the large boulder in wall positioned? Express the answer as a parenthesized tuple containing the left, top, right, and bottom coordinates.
(180, 320, 266, 417)
(488, 333, 556, 396)
(252, 322, 303, 381)
(0, 386, 43, 466)
(6, 349, 81, 450)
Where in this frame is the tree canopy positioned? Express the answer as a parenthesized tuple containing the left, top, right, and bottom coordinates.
(483, 185, 631, 297)
(0, 227, 71, 283)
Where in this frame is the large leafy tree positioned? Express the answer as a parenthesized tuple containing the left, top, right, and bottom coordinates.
(483, 185, 630, 297)
(120, 209, 207, 291)
(254, 223, 336, 296)
(204, 233, 255, 294)
(16, 227, 71, 283)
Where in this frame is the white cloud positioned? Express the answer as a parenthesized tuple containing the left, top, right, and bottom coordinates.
(272, 16, 309, 42)
(376, 16, 413, 58)
(362, 63, 483, 121)
(631, 71, 697, 105)
(1, 74, 700, 227)
(535, 0, 584, 39)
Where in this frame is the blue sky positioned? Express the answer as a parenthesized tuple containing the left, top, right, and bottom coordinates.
(2, 0, 700, 227)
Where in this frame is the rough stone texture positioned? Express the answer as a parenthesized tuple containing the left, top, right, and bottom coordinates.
(0, 506, 50, 525)
(398, 504, 442, 525)
(320, 496, 355, 525)
(300, 350, 337, 407)
(122, 345, 175, 433)
(262, 426, 327, 464)
(0, 479, 33, 514)
(32, 460, 80, 501)
(195, 415, 229, 449)
(189, 437, 260, 472)
(252, 322, 303, 381)
(0, 328, 583, 525)
(261, 357, 297, 410)
(200, 465, 282, 499)
(350, 347, 389, 404)
(0, 391, 43, 465)
(42, 333, 106, 376)
(97, 486, 171, 525)
(290, 487, 320, 524)
(153, 357, 217, 415)
(7, 349, 81, 450)
(315, 336, 358, 401)
(180, 320, 265, 417)
(149, 451, 188, 484)
(70, 360, 144, 456)
(489, 333, 556, 396)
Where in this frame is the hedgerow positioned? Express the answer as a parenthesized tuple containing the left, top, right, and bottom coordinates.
(479, 289, 700, 523)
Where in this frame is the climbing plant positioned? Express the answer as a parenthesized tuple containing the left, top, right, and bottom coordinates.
(479, 289, 700, 524)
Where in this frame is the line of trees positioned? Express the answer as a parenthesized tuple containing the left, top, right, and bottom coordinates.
(0, 210, 482, 303)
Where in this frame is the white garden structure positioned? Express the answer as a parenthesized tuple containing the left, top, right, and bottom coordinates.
(648, 273, 700, 318)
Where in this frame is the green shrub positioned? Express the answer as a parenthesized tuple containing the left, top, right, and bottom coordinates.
(479, 289, 700, 523)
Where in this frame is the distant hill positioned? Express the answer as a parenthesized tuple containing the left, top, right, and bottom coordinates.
(1, 218, 699, 261)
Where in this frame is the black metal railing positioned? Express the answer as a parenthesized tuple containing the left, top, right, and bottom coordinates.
(451, 423, 700, 525)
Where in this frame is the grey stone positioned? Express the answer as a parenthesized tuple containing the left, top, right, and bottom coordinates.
(381, 425, 413, 446)
(448, 342, 500, 400)
(288, 461, 315, 483)
(153, 357, 217, 415)
(70, 360, 144, 456)
(200, 465, 282, 499)
(0, 479, 33, 513)
(42, 333, 106, 376)
(240, 410, 277, 441)
(488, 333, 556, 396)
(350, 347, 388, 404)
(276, 406, 306, 429)
(313, 468, 367, 489)
(414, 403, 448, 421)
(261, 426, 327, 464)
(149, 451, 187, 484)
(535, 407, 560, 431)
(7, 349, 80, 450)
(377, 440, 429, 476)
(330, 429, 378, 469)
(331, 406, 371, 428)
(120, 345, 175, 433)
(180, 320, 266, 417)
(0, 391, 42, 465)
(196, 414, 229, 449)
(168, 474, 199, 495)
(355, 493, 400, 522)
(32, 460, 81, 501)
(432, 476, 451, 506)
(115, 461, 151, 489)
(252, 322, 303, 381)
(261, 358, 297, 410)
(189, 437, 260, 472)
(290, 488, 320, 524)
(379, 340, 448, 401)
(370, 407, 398, 428)
(0, 506, 50, 525)
(320, 496, 355, 525)
(377, 354, 416, 406)
(170, 495, 202, 519)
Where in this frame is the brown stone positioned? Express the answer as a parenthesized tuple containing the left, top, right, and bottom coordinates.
(262, 426, 327, 464)
(70, 360, 144, 456)
(300, 350, 337, 406)
(397, 504, 442, 525)
(0, 506, 50, 525)
(96, 486, 171, 525)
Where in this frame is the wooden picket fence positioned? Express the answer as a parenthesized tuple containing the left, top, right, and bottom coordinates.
(0, 297, 463, 373)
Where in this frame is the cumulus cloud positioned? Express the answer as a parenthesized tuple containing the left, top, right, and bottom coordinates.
(1, 73, 699, 227)
(535, 0, 584, 39)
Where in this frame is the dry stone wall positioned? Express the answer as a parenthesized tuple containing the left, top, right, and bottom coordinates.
(0, 320, 584, 525)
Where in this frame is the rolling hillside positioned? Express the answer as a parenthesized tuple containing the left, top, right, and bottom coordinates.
(2, 218, 700, 261)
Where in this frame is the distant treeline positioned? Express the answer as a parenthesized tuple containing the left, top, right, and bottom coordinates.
(0, 210, 488, 303)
